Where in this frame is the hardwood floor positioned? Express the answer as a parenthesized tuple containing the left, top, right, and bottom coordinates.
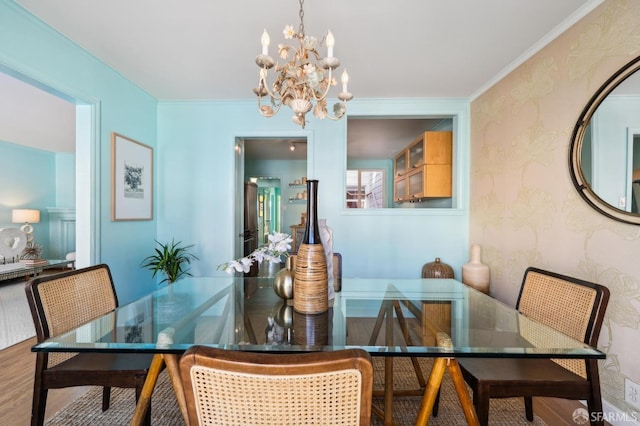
(0, 337, 88, 425)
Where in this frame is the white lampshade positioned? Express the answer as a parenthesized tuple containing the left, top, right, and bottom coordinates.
(12, 209, 40, 224)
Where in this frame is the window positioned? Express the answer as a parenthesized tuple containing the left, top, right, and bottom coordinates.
(346, 169, 385, 208)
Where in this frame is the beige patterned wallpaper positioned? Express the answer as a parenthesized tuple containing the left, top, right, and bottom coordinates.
(469, 0, 640, 413)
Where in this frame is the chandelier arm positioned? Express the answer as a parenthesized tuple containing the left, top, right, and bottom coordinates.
(309, 66, 335, 103)
(259, 72, 285, 102)
(257, 94, 283, 117)
(319, 101, 348, 121)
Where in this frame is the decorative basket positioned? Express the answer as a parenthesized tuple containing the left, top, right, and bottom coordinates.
(421, 257, 454, 279)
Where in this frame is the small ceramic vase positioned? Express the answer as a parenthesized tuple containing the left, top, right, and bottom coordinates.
(461, 244, 490, 294)
(319, 218, 335, 299)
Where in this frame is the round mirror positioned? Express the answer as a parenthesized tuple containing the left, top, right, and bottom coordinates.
(569, 55, 640, 225)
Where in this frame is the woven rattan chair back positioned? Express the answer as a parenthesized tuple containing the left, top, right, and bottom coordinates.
(516, 267, 608, 378)
(180, 346, 373, 426)
(27, 264, 117, 367)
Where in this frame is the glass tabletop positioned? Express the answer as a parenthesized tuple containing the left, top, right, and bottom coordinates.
(32, 276, 605, 359)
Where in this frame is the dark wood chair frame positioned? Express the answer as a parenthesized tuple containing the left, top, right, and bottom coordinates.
(452, 267, 610, 426)
(25, 264, 154, 426)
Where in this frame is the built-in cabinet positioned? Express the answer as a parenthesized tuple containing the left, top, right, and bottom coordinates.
(394, 131, 452, 203)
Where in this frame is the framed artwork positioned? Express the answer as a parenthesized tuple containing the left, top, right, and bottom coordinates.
(116, 298, 153, 343)
(111, 132, 153, 221)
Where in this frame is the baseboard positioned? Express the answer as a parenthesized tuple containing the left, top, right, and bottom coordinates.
(534, 397, 639, 426)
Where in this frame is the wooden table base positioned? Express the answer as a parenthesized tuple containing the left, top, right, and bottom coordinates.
(130, 353, 190, 426)
(414, 334, 480, 426)
(129, 301, 480, 426)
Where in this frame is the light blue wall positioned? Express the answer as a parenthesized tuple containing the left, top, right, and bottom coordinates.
(0, 140, 55, 257)
(2, 1, 471, 295)
(55, 153, 75, 207)
(158, 98, 471, 279)
(1, 2, 158, 303)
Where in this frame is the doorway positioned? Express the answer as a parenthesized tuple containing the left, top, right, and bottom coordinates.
(0, 68, 97, 267)
(254, 178, 282, 245)
(234, 137, 308, 267)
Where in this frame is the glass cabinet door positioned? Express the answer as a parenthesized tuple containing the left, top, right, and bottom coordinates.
(394, 151, 408, 177)
(408, 136, 425, 169)
(394, 177, 407, 202)
(408, 168, 424, 198)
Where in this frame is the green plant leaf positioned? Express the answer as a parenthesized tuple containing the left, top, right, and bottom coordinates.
(141, 239, 199, 284)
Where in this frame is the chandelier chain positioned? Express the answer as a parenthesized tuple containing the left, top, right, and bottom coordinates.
(298, 0, 305, 37)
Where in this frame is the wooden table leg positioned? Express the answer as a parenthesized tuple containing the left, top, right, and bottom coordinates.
(448, 359, 480, 426)
(384, 356, 395, 426)
(414, 357, 447, 426)
(413, 358, 480, 425)
(164, 353, 190, 425)
(130, 354, 165, 426)
(393, 301, 426, 388)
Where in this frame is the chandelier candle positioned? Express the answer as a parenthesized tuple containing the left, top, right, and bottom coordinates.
(293, 180, 328, 314)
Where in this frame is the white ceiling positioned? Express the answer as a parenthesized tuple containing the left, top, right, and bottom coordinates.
(2, 0, 605, 154)
(0, 71, 76, 152)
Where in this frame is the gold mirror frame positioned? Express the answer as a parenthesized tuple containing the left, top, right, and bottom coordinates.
(569, 55, 640, 225)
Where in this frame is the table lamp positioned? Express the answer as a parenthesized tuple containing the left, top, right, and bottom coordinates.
(12, 208, 40, 243)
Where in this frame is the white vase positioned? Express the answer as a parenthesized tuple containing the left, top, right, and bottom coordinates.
(319, 219, 335, 300)
(462, 244, 490, 294)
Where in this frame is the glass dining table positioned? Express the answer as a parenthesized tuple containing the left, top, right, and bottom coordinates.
(32, 276, 605, 426)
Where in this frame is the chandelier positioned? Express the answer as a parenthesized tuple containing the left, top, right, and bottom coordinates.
(254, 0, 352, 128)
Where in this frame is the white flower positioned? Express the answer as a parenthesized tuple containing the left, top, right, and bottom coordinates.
(302, 36, 317, 50)
(218, 232, 293, 274)
(283, 25, 295, 39)
(303, 64, 316, 75)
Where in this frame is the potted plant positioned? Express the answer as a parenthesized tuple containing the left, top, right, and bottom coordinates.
(141, 239, 198, 284)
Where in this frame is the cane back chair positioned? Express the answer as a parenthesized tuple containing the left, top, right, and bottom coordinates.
(457, 267, 610, 426)
(180, 346, 374, 425)
(25, 264, 154, 425)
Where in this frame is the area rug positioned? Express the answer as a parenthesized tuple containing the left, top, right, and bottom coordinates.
(0, 279, 35, 350)
(46, 357, 547, 425)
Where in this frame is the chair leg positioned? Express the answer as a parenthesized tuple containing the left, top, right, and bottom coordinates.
(586, 359, 605, 426)
(31, 387, 48, 426)
(433, 388, 440, 417)
(101, 386, 111, 411)
(524, 396, 534, 421)
(474, 383, 490, 426)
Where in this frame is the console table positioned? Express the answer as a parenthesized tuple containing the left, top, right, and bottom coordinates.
(0, 259, 74, 282)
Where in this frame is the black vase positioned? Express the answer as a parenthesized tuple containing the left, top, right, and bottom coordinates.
(302, 179, 321, 244)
